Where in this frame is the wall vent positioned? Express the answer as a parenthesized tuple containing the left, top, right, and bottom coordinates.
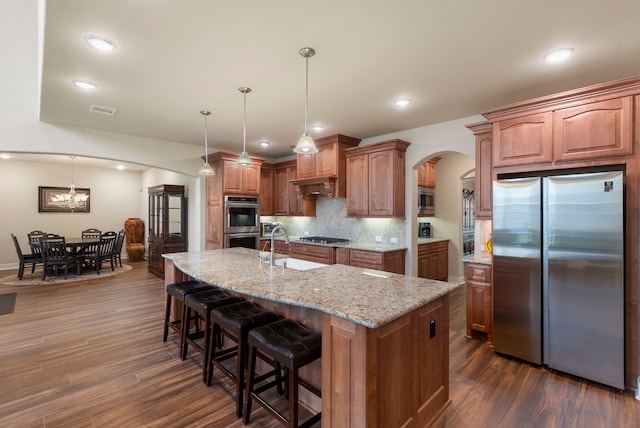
(89, 104, 117, 116)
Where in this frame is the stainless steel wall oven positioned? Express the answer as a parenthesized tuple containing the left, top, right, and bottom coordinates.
(224, 196, 260, 249)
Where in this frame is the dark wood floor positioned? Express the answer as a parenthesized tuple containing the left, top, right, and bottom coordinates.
(0, 262, 638, 427)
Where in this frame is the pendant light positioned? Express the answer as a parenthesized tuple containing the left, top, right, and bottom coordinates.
(293, 47, 319, 154)
(199, 110, 215, 175)
(236, 87, 253, 168)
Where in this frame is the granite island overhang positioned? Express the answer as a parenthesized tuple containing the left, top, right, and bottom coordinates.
(164, 247, 459, 427)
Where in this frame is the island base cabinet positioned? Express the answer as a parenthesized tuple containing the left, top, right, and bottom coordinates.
(322, 295, 450, 427)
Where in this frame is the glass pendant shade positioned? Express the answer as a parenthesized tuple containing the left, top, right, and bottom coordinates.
(236, 87, 254, 168)
(236, 151, 253, 167)
(199, 110, 215, 175)
(294, 133, 318, 154)
(293, 47, 318, 155)
(199, 161, 214, 175)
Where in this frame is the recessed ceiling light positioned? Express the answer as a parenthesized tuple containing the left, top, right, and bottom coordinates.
(116, 164, 125, 170)
(258, 140, 270, 148)
(543, 47, 575, 64)
(72, 79, 97, 90)
(0, 153, 10, 159)
(394, 98, 411, 107)
(84, 35, 117, 51)
(312, 124, 325, 132)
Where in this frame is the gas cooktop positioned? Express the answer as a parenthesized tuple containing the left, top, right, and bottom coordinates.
(297, 236, 350, 244)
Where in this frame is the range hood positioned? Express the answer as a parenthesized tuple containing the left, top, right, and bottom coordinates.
(290, 176, 339, 198)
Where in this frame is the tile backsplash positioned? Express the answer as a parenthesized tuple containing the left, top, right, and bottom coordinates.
(262, 196, 406, 246)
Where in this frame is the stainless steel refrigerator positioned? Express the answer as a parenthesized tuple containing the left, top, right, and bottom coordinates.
(492, 170, 624, 389)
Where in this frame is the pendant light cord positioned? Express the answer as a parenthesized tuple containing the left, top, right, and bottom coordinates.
(243, 90, 247, 152)
(70, 156, 75, 186)
(304, 54, 309, 136)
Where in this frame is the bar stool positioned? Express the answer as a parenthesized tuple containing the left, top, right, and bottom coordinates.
(182, 289, 244, 380)
(163, 280, 217, 354)
(208, 301, 280, 417)
(243, 318, 322, 428)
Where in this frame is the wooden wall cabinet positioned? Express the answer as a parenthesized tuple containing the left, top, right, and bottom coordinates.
(344, 139, 410, 218)
(465, 262, 492, 344)
(488, 95, 633, 170)
(417, 241, 449, 281)
(492, 112, 553, 167)
(147, 184, 186, 278)
(294, 134, 361, 198)
(259, 164, 274, 216)
(418, 157, 440, 188)
(553, 97, 633, 162)
(272, 160, 307, 216)
(204, 151, 262, 196)
(466, 122, 493, 219)
(335, 247, 406, 274)
(222, 159, 260, 195)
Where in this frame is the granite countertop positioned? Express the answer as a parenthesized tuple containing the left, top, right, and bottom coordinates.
(164, 247, 458, 329)
(417, 238, 450, 245)
(343, 242, 407, 252)
(463, 253, 492, 265)
(270, 236, 407, 253)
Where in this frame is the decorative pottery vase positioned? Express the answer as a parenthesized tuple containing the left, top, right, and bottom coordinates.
(124, 217, 144, 244)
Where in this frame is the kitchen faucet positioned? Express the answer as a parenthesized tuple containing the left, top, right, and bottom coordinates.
(269, 225, 289, 266)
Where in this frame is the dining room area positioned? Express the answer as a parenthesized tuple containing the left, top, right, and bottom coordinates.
(9, 228, 126, 283)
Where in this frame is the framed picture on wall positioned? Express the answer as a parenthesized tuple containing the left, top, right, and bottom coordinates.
(38, 186, 91, 213)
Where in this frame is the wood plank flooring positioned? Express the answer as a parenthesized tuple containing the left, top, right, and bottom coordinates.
(0, 262, 638, 427)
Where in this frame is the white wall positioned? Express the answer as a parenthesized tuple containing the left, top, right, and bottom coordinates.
(0, 159, 143, 268)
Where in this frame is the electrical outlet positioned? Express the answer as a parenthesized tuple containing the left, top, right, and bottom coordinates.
(390, 237, 398, 244)
(375, 236, 383, 243)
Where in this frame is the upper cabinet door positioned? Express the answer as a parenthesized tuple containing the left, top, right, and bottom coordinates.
(493, 112, 552, 167)
(553, 97, 633, 162)
(296, 153, 316, 179)
(368, 150, 395, 216)
(346, 153, 369, 216)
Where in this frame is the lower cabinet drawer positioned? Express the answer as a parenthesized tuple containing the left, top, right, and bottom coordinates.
(291, 243, 335, 264)
(348, 250, 383, 269)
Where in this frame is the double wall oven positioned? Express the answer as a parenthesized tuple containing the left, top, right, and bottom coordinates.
(224, 196, 260, 249)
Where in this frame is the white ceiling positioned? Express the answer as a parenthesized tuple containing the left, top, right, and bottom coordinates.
(39, 0, 640, 163)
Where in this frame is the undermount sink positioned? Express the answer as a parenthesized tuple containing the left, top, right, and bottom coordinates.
(274, 257, 328, 271)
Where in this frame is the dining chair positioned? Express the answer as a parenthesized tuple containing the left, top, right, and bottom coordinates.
(95, 231, 117, 274)
(81, 228, 102, 239)
(113, 229, 126, 268)
(79, 236, 101, 272)
(40, 236, 79, 280)
(11, 233, 43, 280)
(27, 230, 46, 259)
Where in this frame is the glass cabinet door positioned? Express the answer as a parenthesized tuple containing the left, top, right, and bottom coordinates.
(167, 193, 184, 238)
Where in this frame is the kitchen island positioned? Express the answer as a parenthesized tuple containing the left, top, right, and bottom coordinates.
(164, 247, 458, 427)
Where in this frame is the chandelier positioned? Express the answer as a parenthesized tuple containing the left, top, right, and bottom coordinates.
(50, 156, 89, 210)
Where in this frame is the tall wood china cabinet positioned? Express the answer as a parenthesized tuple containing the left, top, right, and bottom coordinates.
(147, 184, 187, 278)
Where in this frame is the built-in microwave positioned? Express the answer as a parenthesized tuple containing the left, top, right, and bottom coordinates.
(418, 187, 435, 216)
